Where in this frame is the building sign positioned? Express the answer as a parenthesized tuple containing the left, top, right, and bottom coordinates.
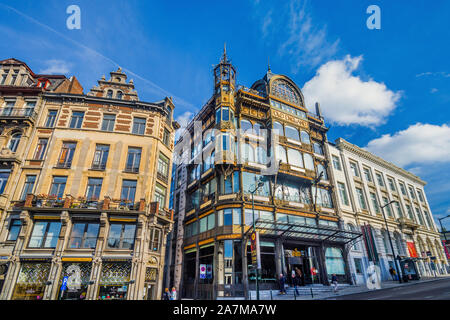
(406, 242, 418, 258)
(199, 264, 206, 279)
(361, 224, 379, 263)
(250, 231, 261, 270)
(443, 240, 450, 259)
(206, 264, 212, 279)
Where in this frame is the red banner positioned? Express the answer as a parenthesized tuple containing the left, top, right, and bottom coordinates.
(407, 242, 418, 258)
(443, 240, 450, 260)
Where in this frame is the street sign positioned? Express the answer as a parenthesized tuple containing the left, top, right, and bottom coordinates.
(250, 231, 261, 270)
(199, 264, 206, 279)
(61, 276, 68, 292)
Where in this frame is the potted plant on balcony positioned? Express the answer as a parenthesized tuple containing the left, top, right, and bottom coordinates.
(86, 196, 99, 209)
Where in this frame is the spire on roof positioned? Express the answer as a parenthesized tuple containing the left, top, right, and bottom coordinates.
(222, 42, 228, 63)
(268, 57, 271, 72)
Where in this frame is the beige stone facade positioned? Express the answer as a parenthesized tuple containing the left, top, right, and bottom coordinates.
(0, 59, 177, 300)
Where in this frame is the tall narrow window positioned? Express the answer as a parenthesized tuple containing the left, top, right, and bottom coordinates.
(394, 201, 403, 217)
(24, 101, 36, 116)
(21, 175, 36, 200)
(363, 168, 372, 182)
(10, 70, 18, 85)
(376, 173, 385, 187)
(3, 100, 15, 116)
(399, 183, 407, 196)
(116, 91, 123, 100)
(85, 178, 103, 200)
(285, 126, 300, 141)
(287, 149, 303, 167)
(121, 180, 137, 206)
(92, 144, 109, 170)
(332, 156, 342, 171)
(338, 182, 349, 206)
(106, 90, 113, 99)
(408, 186, 416, 199)
(154, 183, 166, 209)
(317, 163, 328, 180)
(69, 111, 84, 129)
(300, 131, 310, 144)
(157, 153, 169, 178)
(49, 176, 67, 199)
(0, 171, 10, 194)
(45, 110, 57, 127)
(355, 188, 367, 210)
(163, 129, 170, 146)
(313, 143, 323, 155)
(101, 114, 116, 131)
(383, 197, 393, 217)
(388, 178, 396, 192)
(8, 133, 21, 152)
(150, 228, 161, 252)
(57, 142, 76, 168)
(132, 117, 146, 135)
(370, 192, 380, 213)
(0, 71, 8, 85)
(303, 153, 314, 171)
(350, 162, 359, 177)
(34, 138, 48, 160)
(273, 122, 284, 136)
(125, 147, 141, 173)
(7, 219, 22, 241)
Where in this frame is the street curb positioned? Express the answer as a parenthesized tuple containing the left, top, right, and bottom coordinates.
(321, 277, 449, 300)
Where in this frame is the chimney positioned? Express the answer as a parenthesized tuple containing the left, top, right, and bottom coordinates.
(315, 102, 322, 119)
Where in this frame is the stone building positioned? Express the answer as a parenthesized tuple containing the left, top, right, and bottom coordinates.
(167, 50, 360, 299)
(327, 138, 448, 285)
(0, 58, 177, 300)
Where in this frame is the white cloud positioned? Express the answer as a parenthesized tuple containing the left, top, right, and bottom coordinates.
(431, 88, 438, 93)
(278, 0, 339, 71)
(302, 55, 401, 126)
(365, 123, 450, 167)
(174, 111, 195, 141)
(39, 59, 71, 74)
(416, 71, 450, 78)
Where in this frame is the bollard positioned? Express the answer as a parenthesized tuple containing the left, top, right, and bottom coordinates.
(270, 290, 273, 300)
(294, 288, 297, 300)
(310, 287, 314, 298)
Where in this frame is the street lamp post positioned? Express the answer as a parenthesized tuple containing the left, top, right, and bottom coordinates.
(250, 178, 264, 300)
(380, 200, 402, 283)
(438, 215, 450, 242)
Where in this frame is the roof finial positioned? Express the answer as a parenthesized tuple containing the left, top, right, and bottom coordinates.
(268, 57, 271, 72)
(222, 42, 227, 62)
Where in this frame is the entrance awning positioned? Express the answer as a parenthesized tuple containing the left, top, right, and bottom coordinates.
(245, 219, 362, 244)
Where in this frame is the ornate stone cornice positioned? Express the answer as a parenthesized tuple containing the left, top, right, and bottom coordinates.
(335, 138, 426, 185)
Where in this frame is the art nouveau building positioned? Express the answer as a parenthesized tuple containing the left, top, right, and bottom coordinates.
(0, 59, 177, 300)
(167, 51, 360, 299)
(327, 138, 448, 285)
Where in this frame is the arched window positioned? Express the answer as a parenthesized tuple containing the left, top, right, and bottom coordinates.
(241, 143, 254, 163)
(303, 153, 314, 171)
(8, 132, 22, 152)
(106, 90, 113, 99)
(240, 119, 252, 133)
(300, 131, 310, 144)
(255, 146, 266, 164)
(317, 164, 328, 180)
(276, 145, 287, 164)
(116, 91, 123, 100)
(287, 149, 303, 167)
(273, 122, 284, 136)
(285, 125, 300, 141)
(271, 79, 302, 105)
(253, 122, 263, 136)
(313, 143, 323, 155)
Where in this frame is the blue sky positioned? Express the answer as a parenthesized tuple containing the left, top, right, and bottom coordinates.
(1, 0, 449, 228)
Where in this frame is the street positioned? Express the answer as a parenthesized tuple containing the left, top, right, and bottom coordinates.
(329, 277, 450, 300)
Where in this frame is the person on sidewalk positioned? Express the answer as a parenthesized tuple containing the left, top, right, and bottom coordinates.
(331, 274, 338, 293)
(389, 267, 395, 280)
(292, 270, 300, 295)
(162, 288, 171, 300)
(170, 287, 177, 300)
(295, 267, 304, 286)
(278, 273, 286, 294)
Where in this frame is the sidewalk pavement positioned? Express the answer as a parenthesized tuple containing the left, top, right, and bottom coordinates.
(261, 275, 450, 300)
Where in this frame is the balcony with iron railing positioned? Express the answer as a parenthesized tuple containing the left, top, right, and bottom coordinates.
(0, 108, 37, 121)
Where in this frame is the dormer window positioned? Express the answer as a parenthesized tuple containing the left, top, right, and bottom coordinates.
(106, 90, 113, 99)
(36, 78, 50, 89)
(116, 91, 123, 100)
(1, 70, 8, 85)
(116, 77, 121, 82)
(10, 70, 19, 85)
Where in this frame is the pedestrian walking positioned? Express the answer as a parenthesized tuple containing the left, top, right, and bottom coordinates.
(295, 267, 303, 286)
(392, 268, 398, 281)
(389, 267, 395, 280)
(292, 270, 299, 295)
(162, 288, 171, 300)
(331, 274, 338, 293)
(278, 273, 286, 294)
(170, 287, 177, 300)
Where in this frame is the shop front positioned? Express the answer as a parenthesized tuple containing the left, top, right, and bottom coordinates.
(11, 261, 51, 300)
(0, 261, 8, 295)
(97, 261, 132, 300)
(58, 262, 92, 300)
